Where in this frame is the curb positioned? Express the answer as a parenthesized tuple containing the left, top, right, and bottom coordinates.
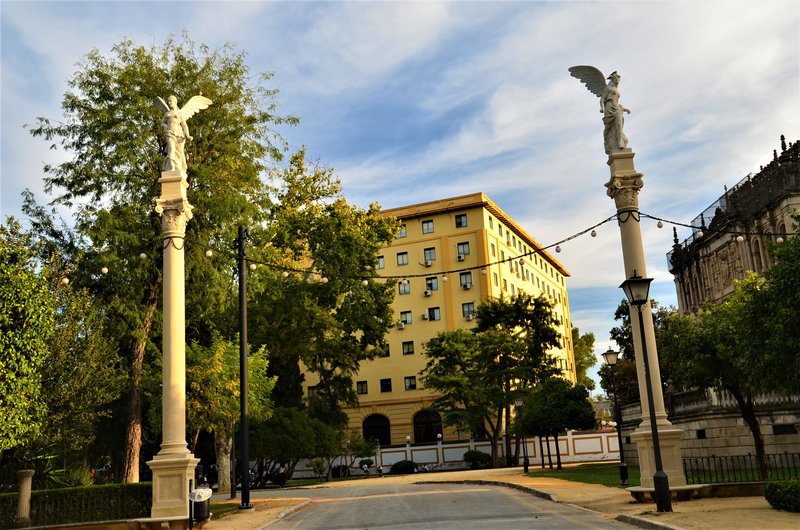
(417, 479, 685, 530)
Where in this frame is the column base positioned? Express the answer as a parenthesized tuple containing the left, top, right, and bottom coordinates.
(631, 422, 686, 488)
(146, 451, 199, 521)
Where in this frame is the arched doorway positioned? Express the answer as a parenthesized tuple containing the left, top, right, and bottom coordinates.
(413, 409, 442, 444)
(362, 414, 391, 447)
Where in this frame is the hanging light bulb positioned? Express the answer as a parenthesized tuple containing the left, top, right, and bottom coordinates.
(736, 235, 744, 242)
(321, 277, 329, 283)
(139, 253, 147, 259)
(481, 268, 487, 275)
(591, 230, 597, 237)
(402, 278, 409, 285)
(281, 271, 289, 278)
(361, 279, 369, 286)
(205, 249, 213, 257)
(696, 231, 704, 238)
(249, 263, 257, 271)
(657, 221, 664, 229)
(441, 275, 448, 282)
(61, 277, 70, 285)
(555, 246, 561, 253)
(776, 237, 784, 243)
(101, 267, 109, 275)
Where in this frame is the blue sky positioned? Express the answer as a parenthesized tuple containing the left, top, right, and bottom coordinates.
(2, 0, 799, 389)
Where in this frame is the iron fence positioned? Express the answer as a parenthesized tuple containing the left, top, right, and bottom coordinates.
(683, 452, 800, 485)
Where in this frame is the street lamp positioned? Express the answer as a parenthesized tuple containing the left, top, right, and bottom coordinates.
(514, 398, 530, 473)
(620, 272, 672, 512)
(601, 347, 629, 486)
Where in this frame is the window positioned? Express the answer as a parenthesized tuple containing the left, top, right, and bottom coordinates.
(488, 217, 494, 229)
(402, 341, 415, 355)
(380, 378, 392, 393)
(493, 272, 499, 286)
(308, 385, 318, 398)
(363, 415, 390, 447)
(376, 256, 385, 269)
(503, 279, 508, 291)
(400, 311, 412, 324)
(413, 410, 442, 444)
(427, 307, 441, 321)
(457, 242, 470, 256)
(462, 302, 475, 318)
(425, 276, 439, 291)
(422, 220, 434, 234)
(490, 243, 496, 257)
(357, 381, 368, 395)
(404, 376, 417, 390)
(398, 281, 410, 295)
(498, 225, 503, 236)
(424, 247, 436, 262)
(511, 284, 516, 296)
(397, 224, 407, 238)
(397, 252, 408, 266)
(378, 344, 390, 358)
(459, 271, 473, 288)
(455, 214, 468, 228)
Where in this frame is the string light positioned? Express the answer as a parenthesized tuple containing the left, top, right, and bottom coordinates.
(205, 249, 213, 257)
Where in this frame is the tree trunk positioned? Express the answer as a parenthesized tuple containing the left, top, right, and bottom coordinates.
(504, 403, 512, 466)
(731, 389, 769, 479)
(554, 433, 562, 470)
(215, 433, 233, 494)
(545, 435, 553, 469)
(121, 286, 158, 483)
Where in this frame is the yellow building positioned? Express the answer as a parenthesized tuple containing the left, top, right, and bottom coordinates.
(303, 192, 576, 446)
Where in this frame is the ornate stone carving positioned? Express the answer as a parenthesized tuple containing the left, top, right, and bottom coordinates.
(155, 197, 194, 236)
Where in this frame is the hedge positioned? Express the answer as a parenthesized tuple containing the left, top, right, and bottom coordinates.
(765, 479, 800, 512)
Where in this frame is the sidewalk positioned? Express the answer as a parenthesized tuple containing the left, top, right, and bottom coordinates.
(203, 466, 799, 530)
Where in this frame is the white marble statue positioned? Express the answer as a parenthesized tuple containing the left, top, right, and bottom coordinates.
(569, 66, 631, 154)
(154, 95, 212, 174)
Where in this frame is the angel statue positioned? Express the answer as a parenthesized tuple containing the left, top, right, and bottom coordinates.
(568, 66, 631, 155)
(154, 94, 212, 174)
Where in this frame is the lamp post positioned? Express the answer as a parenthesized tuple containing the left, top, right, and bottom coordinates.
(601, 348, 629, 486)
(234, 226, 253, 510)
(514, 398, 530, 473)
(620, 273, 672, 512)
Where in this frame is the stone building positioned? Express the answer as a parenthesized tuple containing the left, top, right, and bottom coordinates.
(667, 136, 799, 313)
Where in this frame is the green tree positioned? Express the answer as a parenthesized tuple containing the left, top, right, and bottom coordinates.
(514, 378, 595, 470)
(571, 327, 596, 391)
(421, 294, 560, 467)
(25, 35, 296, 482)
(183, 336, 275, 493)
(0, 219, 54, 452)
(247, 150, 398, 425)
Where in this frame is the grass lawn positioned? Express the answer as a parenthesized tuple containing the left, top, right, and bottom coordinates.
(526, 462, 640, 488)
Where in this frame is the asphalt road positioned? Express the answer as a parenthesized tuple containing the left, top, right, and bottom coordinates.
(266, 482, 635, 529)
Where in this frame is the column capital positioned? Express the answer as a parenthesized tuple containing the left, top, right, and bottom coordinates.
(605, 150, 644, 211)
(155, 197, 194, 237)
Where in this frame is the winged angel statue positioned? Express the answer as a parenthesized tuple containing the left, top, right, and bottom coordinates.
(568, 66, 631, 155)
(154, 95, 212, 174)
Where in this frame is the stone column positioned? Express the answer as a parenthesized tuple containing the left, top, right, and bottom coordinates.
(15, 469, 34, 528)
(146, 169, 199, 527)
(605, 150, 686, 488)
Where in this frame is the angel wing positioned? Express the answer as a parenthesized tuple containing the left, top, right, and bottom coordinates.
(153, 96, 169, 113)
(568, 65, 607, 98)
(180, 95, 212, 121)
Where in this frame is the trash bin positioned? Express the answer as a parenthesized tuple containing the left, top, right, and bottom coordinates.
(189, 487, 213, 521)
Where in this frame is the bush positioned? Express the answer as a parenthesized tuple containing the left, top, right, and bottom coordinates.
(358, 459, 374, 469)
(463, 450, 492, 469)
(389, 460, 417, 474)
(765, 479, 800, 512)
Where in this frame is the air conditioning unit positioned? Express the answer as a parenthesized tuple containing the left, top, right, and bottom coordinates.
(421, 313, 429, 320)
(456, 254, 465, 261)
(423, 289, 432, 297)
(397, 322, 405, 330)
(424, 260, 432, 267)
(465, 314, 474, 321)
(462, 283, 472, 290)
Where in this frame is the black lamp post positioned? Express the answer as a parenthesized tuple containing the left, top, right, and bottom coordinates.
(235, 226, 253, 510)
(620, 272, 672, 512)
(514, 398, 529, 473)
(601, 348, 629, 486)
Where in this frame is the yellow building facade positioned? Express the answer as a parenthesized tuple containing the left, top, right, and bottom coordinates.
(303, 192, 576, 446)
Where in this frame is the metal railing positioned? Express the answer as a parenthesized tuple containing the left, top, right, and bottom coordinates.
(683, 452, 800, 484)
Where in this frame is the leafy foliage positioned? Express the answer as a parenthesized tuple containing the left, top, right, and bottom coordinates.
(765, 479, 800, 512)
(0, 219, 54, 451)
(514, 378, 596, 438)
(463, 450, 492, 469)
(571, 327, 596, 391)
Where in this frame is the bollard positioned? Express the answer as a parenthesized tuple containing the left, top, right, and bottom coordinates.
(16, 469, 35, 528)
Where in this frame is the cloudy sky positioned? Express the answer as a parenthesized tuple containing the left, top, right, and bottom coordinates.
(2, 0, 799, 387)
